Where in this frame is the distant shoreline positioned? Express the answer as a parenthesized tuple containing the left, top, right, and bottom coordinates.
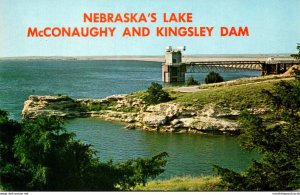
(0, 54, 293, 62)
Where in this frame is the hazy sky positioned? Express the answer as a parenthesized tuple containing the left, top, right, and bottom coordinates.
(1, 0, 299, 57)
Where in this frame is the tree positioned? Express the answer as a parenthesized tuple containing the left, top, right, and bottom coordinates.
(0, 113, 168, 191)
(291, 43, 300, 59)
(0, 110, 29, 190)
(186, 75, 199, 86)
(143, 82, 171, 105)
(214, 71, 300, 190)
(205, 71, 224, 84)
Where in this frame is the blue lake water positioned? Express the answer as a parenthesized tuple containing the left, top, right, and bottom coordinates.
(0, 59, 260, 179)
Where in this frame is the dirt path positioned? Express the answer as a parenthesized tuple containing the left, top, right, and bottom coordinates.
(174, 86, 201, 92)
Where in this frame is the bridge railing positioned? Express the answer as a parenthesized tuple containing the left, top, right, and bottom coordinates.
(184, 61, 264, 73)
(183, 60, 300, 74)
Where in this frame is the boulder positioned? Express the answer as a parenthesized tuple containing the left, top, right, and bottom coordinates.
(142, 113, 167, 127)
(170, 119, 181, 125)
(190, 116, 238, 131)
(178, 118, 194, 127)
(124, 116, 136, 123)
(146, 103, 182, 118)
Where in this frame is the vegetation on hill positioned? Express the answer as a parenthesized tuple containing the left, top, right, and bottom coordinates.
(205, 71, 224, 84)
(214, 70, 300, 190)
(143, 82, 171, 105)
(0, 112, 168, 191)
(173, 81, 276, 110)
(186, 75, 199, 86)
(131, 76, 293, 111)
(197, 74, 290, 90)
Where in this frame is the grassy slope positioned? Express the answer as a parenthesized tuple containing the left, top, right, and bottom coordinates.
(135, 176, 221, 191)
(132, 76, 292, 111)
(172, 82, 274, 109)
(170, 76, 293, 110)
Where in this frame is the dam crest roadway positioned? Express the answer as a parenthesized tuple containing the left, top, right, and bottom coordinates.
(162, 46, 300, 83)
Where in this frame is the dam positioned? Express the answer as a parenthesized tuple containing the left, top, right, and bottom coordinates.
(162, 47, 300, 83)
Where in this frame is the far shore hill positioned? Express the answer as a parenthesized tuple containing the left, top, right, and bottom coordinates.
(0, 54, 294, 62)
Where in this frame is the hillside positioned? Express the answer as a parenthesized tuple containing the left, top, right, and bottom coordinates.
(170, 75, 293, 109)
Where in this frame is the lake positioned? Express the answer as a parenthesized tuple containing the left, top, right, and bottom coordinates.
(0, 59, 260, 179)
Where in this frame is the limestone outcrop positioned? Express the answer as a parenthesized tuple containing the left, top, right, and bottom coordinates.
(22, 95, 242, 135)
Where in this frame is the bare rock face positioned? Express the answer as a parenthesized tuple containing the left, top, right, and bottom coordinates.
(162, 104, 241, 134)
(138, 102, 240, 134)
(146, 103, 182, 118)
(142, 113, 167, 127)
(138, 103, 182, 130)
(115, 96, 144, 110)
(22, 95, 130, 119)
(176, 118, 194, 127)
(190, 117, 238, 132)
(22, 95, 241, 134)
(22, 95, 80, 118)
(198, 103, 240, 118)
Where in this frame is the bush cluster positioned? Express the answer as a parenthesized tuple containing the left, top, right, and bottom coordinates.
(143, 82, 171, 105)
(186, 75, 199, 86)
(205, 71, 224, 84)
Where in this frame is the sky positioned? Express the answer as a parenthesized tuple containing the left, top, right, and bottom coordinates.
(1, 0, 300, 57)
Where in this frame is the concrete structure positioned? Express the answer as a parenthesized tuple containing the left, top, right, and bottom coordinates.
(162, 47, 300, 83)
(162, 46, 186, 83)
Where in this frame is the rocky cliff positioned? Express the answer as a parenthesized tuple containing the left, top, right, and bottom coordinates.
(22, 94, 242, 135)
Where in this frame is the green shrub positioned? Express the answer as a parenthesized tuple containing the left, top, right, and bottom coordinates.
(205, 72, 224, 84)
(0, 111, 168, 191)
(143, 82, 171, 105)
(186, 76, 199, 86)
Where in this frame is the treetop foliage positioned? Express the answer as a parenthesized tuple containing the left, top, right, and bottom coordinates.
(291, 44, 300, 59)
(205, 71, 224, 84)
(186, 75, 199, 86)
(143, 82, 171, 105)
(0, 112, 168, 191)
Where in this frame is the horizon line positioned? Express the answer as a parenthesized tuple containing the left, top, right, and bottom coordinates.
(0, 53, 293, 59)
